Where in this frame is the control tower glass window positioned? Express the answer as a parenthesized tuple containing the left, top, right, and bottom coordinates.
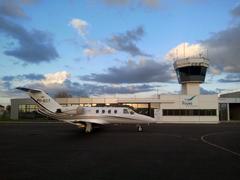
(176, 66, 207, 83)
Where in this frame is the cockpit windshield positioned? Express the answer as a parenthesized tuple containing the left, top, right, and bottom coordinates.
(123, 109, 134, 115)
(123, 109, 129, 114)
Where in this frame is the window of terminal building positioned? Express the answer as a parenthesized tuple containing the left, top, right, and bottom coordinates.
(19, 104, 38, 112)
(123, 103, 148, 109)
(151, 103, 160, 109)
(84, 104, 91, 107)
(193, 110, 199, 116)
(199, 109, 216, 116)
(174, 110, 180, 116)
(200, 110, 205, 116)
(180, 110, 186, 116)
(162, 109, 216, 116)
(168, 109, 173, 116)
(70, 104, 80, 107)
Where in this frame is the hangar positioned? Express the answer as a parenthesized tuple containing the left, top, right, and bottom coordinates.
(219, 91, 240, 121)
(10, 56, 240, 122)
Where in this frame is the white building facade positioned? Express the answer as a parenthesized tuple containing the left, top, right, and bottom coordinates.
(155, 94, 218, 123)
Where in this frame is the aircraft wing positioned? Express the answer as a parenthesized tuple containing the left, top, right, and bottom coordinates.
(68, 118, 110, 125)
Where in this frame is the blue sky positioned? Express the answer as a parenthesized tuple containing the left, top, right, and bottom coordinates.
(0, 0, 240, 106)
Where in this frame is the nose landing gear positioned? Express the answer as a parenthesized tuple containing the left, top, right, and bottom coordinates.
(137, 124, 143, 132)
(85, 122, 93, 133)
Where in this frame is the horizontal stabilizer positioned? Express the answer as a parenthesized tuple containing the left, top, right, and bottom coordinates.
(16, 87, 41, 93)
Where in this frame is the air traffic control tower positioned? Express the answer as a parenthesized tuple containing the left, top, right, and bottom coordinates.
(173, 56, 209, 95)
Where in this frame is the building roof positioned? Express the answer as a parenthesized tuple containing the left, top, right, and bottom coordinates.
(219, 91, 240, 98)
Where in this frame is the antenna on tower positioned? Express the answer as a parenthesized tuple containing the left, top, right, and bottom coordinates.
(183, 43, 186, 58)
(176, 49, 178, 60)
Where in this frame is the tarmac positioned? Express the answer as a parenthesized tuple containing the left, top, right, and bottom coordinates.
(0, 121, 240, 180)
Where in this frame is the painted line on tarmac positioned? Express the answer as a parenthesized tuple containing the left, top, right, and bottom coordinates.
(201, 132, 240, 158)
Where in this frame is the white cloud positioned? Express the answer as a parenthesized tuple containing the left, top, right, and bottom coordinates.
(42, 71, 70, 85)
(209, 66, 221, 75)
(165, 42, 206, 61)
(84, 47, 116, 57)
(69, 18, 88, 36)
(83, 41, 116, 58)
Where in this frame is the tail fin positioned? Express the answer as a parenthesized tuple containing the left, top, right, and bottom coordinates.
(16, 87, 62, 113)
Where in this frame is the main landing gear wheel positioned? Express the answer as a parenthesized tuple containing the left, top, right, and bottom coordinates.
(85, 123, 93, 133)
(137, 125, 143, 132)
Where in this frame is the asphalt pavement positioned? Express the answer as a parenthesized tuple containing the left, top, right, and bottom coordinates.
(0, 121, 240, 180)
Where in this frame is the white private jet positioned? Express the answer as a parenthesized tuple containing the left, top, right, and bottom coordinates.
(17, 87, 155, 133)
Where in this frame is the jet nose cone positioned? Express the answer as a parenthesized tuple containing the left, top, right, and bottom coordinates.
(146, 116, 156, 123)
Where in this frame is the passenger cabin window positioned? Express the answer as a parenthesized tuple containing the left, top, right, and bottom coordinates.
(96, 110, 99, 113)
(114, 110, 117, 114)
(108, 110, 111, 114)
(102, 110, 105, 114)
(123, 109, 129, 114)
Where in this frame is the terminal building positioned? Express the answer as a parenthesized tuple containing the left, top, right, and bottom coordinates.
(10, 57, 240, 122)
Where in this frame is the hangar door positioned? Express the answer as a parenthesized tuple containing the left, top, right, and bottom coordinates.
(229, 103, 240, 120)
